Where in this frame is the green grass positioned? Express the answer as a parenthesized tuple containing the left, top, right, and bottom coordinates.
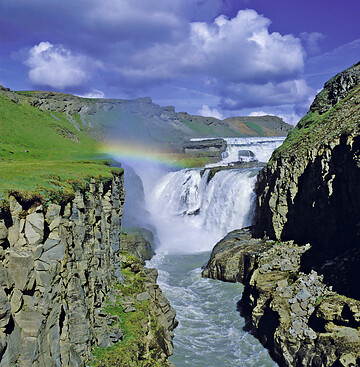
(268, 85, 360, 164)
(182, 118, 240, 137)
(244, 121, 264, 136)
(0, 93, 119, 205)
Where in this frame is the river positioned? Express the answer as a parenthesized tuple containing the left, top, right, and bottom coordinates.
(121, 137, 283, 366)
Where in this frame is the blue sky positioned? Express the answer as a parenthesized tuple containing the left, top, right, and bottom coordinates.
(0, 0, 359, 124)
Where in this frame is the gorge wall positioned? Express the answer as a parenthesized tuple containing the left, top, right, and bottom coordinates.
(253, 62, 360, 298)
(203, 62, 360, 367)
(0, 171, 176, 367)
(0, 174, 124, 366)
(203, 228, 360, 367)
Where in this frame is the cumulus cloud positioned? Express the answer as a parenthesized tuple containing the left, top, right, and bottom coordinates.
(218, 79, 313, 110)
(198, 105, 224, 119)
(108, 9, 308, 112)
(118, 10, 304, 86)
(188, 10, 304, 83)
(5, 2, 314, 115)
(24, 41, 99, 89)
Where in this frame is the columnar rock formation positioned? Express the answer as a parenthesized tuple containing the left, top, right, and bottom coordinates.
(0, 174, 124, 366)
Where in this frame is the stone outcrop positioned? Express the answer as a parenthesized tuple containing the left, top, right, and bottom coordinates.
(253, 62, 360, 298)
(202, 229, 360, 367)
(0, 174, 125, 366)
(182, 138, 227, 165)
(120, 228, 155, 264)
(201, 162, 264, 183)
(183, 139, 227, 156)
(97, 254, 177, 366)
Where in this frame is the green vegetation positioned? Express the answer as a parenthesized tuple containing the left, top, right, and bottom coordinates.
(269, 85, 360, 163)
(244, 121, 264, 136)
(168, 151, 215, 168)
(90, 253, 164, 367)
(182, 118, 240, 137)
(0, 92, 119, 205)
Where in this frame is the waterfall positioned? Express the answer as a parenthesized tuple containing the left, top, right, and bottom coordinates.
(147, 167, 258, 253)
(141, 136, 284, 254)
(207, 136, 285, 167)
(122, 136, 283, 366)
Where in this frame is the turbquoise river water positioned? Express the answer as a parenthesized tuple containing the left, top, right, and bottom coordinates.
(120, 137, 284, 367)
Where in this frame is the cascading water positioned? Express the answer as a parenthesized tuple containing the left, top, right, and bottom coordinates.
(207, 136, 286, 166)
(124, 137, 284, 366)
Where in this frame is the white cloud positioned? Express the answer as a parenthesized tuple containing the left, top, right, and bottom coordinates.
(76, 89, 105, 99)
(300, 32, 325, 55)
(24, 41, 99, 89)
(249, 111, 273, 117)
(118, 10, 304, 85)
(16, 5, 313, 115)
(219, 79, 313, 110)
(188, 10, 304, 82)
(197, 105, 224, 119)
(110, 9, 308, 112)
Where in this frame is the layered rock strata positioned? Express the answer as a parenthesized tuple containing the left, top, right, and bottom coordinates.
(0, 175, 126, 366)
(202, 228, 360, 367)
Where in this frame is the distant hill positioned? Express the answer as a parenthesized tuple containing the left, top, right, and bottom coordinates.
(224, 115, 292, 137)
(2, 88, 292, 151)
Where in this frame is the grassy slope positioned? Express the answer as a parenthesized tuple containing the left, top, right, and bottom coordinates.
(270, 85, 360, 162)
(0, 93, 120, 205)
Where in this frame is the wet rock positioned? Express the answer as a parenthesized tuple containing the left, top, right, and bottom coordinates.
(204, 231, 360, 367)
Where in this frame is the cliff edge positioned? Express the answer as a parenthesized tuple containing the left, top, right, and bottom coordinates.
(253, 61, 360, 299)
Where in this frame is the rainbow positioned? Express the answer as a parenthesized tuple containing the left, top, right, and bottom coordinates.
(97, 140, 187, 169)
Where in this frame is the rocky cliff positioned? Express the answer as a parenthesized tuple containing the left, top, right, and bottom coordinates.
(253, 61, 360, 298)
(0, 174, 124, 366)
(203, 62, 360, 367)
(203, 229, 360, 367)
(0, 171, 176, 366)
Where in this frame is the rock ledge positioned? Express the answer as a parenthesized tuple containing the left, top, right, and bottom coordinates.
(203, 229, 360, 367)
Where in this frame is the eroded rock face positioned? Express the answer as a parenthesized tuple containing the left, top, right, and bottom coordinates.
(202, 233, 360, 367)
(0, 174, 125, 367)
(253, 62, 360, 298)
(202, 228, 270, 283)
(120, 228, 155, 264)
(117, 255, 178, 365)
